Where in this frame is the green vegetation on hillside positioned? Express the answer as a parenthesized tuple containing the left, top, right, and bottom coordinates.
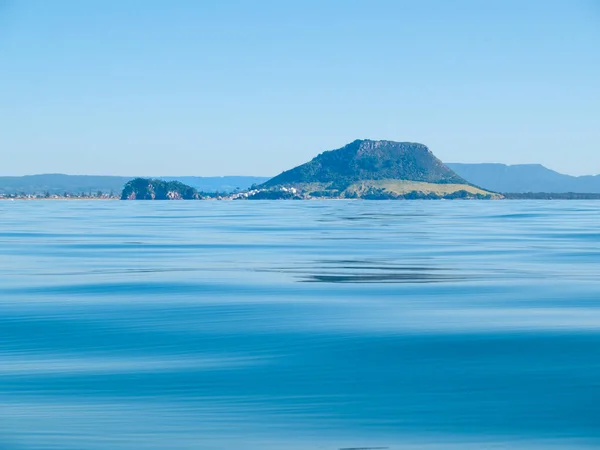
(257, 140, 497, 199)
(262, 140, 468, 190)
(121, 178, 200, 200)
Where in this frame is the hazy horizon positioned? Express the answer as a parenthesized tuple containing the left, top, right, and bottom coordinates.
(2, 1, 599, 176)
(2, 156, 600, 179)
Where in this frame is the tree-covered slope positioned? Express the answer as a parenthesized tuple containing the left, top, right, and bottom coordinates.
(121, 178, 200, 200)
(262, 140, 467, 189)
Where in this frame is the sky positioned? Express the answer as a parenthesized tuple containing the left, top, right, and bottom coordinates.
(1, 0, 599, 176)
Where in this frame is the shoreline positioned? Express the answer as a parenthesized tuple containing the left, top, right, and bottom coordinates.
(0, 198, 120, 201)
(3, 198, 600, 202)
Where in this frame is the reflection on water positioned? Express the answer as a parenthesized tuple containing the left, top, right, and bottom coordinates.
(0, 200, 600, 449)
(274, 259, 466, 283)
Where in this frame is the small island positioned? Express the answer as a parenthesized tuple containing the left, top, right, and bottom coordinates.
(121, 178, 200, 200)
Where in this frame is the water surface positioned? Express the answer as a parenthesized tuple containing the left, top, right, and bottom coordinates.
(1, 200, 599, 449)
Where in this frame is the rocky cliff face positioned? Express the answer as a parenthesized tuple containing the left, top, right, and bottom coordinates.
(121, 178, 200, 200)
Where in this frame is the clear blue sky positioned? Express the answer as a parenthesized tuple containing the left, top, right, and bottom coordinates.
(1, 0, 599, 176)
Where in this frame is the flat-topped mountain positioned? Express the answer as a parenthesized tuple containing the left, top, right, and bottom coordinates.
(259, 140, 496, 199)
(448, 163, 600, 194)
(263, 140, 466, 187)
(121, 178, 200, 200)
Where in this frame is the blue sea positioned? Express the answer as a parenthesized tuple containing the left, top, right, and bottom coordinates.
(1, 200, 599, 450)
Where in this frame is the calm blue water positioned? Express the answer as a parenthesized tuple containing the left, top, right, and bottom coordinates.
(1, 200, 599, 450)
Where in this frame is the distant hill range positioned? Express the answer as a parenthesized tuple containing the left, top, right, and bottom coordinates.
(447, 164, 600, 194)
(0, 174, 269, 195)
(5, 157, 600, 198)
(260, 139, 496, 199)
(159, 177, 269, 193)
